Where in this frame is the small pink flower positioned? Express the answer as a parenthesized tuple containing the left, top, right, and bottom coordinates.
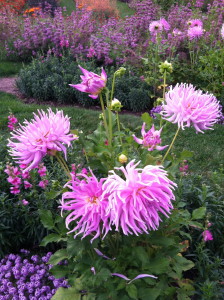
(81, 168, 88, 175)
(132, 123, 168, 151)
(149, 21, 163, 35)
(7, 176, 21, 186)
(24, 180, 32, 189)
(87, 47, 96, 58)
(21, 171, 30, 179)
(38, 164, 47, 177)
(202, 230, 213, 242)
(39, 180, 49, 189)
(69, 66, 107, 99)
(187, 26, 204, 40)
(8, 114, 18, 131)
(10, 186, 20, 194)
(187, 19, 203, 28)
(21, 199, 29, 205)
(8, 109, 76, 171)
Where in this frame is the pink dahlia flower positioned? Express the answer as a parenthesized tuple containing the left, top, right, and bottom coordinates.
(202, 230, 213, 242)
(187, 26, 204, 40)
(132, 123, 168, 151)
(187, 19, 203, 27)
(60, 171, 110, 242)
(102, 160, 176, 236)
(8, 109, 76, 171)
(161, 83, 221, 133)
(69, 66, 107, 99)
(159, 18, 170, 31)
(149, 21, 163, 35)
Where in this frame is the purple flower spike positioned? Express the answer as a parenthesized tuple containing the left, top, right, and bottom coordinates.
(133, 123, 168, 151)
(94, 248, 111, 260)
(69, 66, 107, 99)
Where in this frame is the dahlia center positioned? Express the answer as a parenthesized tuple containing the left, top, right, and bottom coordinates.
(86, 196, 99, 205)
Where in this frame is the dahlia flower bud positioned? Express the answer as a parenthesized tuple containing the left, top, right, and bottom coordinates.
(118, 154, 128, 164)
(159, 60, 173, 74)
(111, 98, 122, 111)
(69, 66, 107, 99)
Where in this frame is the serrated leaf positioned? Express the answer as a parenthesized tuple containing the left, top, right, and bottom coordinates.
(192, 207, 206, 220)
(48, 249, 68, 265)
(50, 265, 69, 279)
(126, 284, 138, 299)
(180, 150, 194, 160)
(38, 209, 54, 229)
(51, 287, 81, 300)
(138, 288, 160, 300)
(40, 233, 64, 247)
(46, 190, 62, 200)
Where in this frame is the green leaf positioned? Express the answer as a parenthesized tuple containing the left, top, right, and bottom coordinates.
(46, 190, 62, 200)
(50, 265, 69, 279)
(180, 150, 194, 160)
(48, 249, 68, 266)
(51, 287, 81, 300)
(134, 246, 149, 265)
(40, 233, 65, 247)
(38, 209, 54, 229)
(82, 294, 96, 300)
(192, 207, 206, 220)
(126, 284, 138, 299)
(141, 112, 152, 127)
(138, 288, 160, 300)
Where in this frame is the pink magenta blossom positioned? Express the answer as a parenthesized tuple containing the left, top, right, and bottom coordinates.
(159, 18, 170, 31)
(187, 26, 204, 40)
(38, 164, 47, 177)
(8, 114, 18, 131)
(21, 199, 29, 205)
(69, 66, 107, 99)
(8, 109, 76, 171)
(161, 83, 221, 133)
(24, 180, 32, 189)
(102, 160, 176, 236)
(39, 179, 49, 189)
(202, 230, 213, 242)
(187, 19, 203, 27)
(149, 21, 163, 35)
(60, 171, 110, 242)
(221, 24, 224, 39)
(132, 123, 168, 151)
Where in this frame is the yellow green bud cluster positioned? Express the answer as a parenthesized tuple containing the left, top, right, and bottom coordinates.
(115, 67, 126, 77)
(159, 60, 173, 74)
(111, 98, 123, 112)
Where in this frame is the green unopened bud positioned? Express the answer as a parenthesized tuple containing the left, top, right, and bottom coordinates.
(99, 113, 104, 120)
(118, 154, 128, 164)
(115, 67, 126, 77)
(155, 97, 164, 105)
(111, 98, 122, 111)
(159, 60, 173, 74)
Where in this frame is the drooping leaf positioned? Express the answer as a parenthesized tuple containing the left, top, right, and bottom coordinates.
(48, 249, 68, 265)
(192, 207, 206, 220)
(51, 287, 81, 300)
(38, 209, 54, 229)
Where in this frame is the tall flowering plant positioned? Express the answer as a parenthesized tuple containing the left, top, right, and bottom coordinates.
(7, 64, 221, 299)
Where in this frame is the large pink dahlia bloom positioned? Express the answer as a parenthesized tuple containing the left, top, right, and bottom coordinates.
(102, 160, 176, 236)
(60, 171, 110, 242)
(161, 83, 221, 133)
(8, 109, 76, 171)
(69, 65, 107, 99)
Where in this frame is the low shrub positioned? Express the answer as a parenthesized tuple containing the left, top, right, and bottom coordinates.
(16, 55, 154, 111)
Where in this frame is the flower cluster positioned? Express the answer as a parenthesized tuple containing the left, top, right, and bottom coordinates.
(7, 114, 18, 131)
(61, 160, 176, 241)
(8, 108, 76, 171)
(0, 250, 69, 298)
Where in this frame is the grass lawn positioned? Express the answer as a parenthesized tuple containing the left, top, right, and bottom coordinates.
(1, 92, 223, 175)
(0, 61, 26, 78)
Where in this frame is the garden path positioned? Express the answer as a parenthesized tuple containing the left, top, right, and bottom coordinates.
(0, 77, 20, 96)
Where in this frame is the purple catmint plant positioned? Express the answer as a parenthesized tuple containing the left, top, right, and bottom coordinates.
(0, 250, 69, 298)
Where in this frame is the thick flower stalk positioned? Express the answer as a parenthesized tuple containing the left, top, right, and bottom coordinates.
(133, 123, 168, 151)
(161, 83, 221, 133)
(8, 109, 76, 171)
(102, 160, 176, 236)
(69, 65, 107, 99)
(60, 171, 110, 242)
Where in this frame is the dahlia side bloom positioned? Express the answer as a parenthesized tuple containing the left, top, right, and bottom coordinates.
(133, 123, 168, 151)
(187, 26, 204, 40)
(8, 109, 77, 171)
(102, 160, 176, 236)
(60, 171, 110, 242)
(161, 83, 221, 133)
(202, 230, 213, 242)
(149, 21, 163, 35)
(69, 66, 107, 99)
(159, 18, 170, 31)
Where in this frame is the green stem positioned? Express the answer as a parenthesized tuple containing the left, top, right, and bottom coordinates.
(116, 111, 122, 145)
(99, 93, 109, 140)
(160, 70, 167, 128)
(55, 152, 71, 179)
(162, 127, 180, 163)
(110, 73, 116, 103)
